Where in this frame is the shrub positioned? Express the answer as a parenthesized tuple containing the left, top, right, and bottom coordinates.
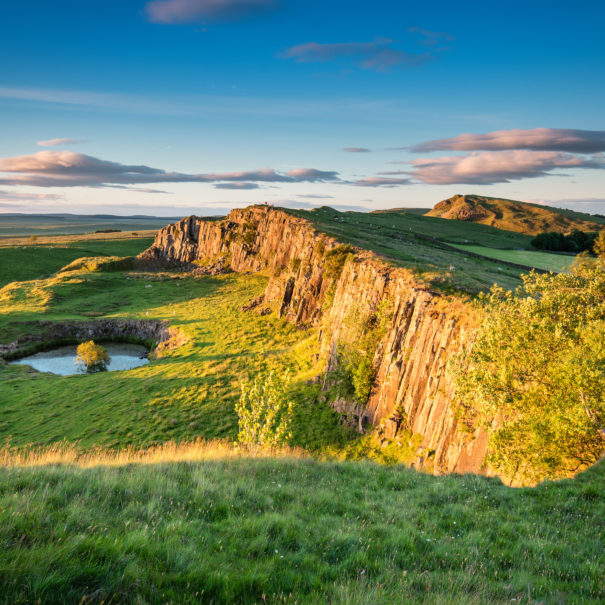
(531, 230, 598, 253)
(451, 257, 605, 484)
(236, 369, 294, 451)
(76, 341, 110, 373)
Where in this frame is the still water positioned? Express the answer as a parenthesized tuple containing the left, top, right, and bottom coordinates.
(11, 343, 149, 376)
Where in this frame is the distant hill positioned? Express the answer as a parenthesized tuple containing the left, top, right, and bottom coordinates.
(426, 194, 605, 235)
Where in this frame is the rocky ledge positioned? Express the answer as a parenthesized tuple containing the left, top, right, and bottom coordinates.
(141, 206, 490, 477)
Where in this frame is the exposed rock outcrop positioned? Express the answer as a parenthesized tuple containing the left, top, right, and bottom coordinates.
(0, 319, 182, 360)
(141, 206, 490, 476)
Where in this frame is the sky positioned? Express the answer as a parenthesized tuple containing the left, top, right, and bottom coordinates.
(0, 0, 604, 216)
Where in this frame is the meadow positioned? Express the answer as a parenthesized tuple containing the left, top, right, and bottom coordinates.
(0, 237, 155, 288)
(0, 442, 603, 603)
(289, 207, 536, 292)
(0, 213, 179, 237)
(450, 244, 576, 273)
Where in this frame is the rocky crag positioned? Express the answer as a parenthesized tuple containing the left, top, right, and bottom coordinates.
(141, 206, 490, 475)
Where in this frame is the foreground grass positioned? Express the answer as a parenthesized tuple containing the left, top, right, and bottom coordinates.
(0, 444, 603, 603)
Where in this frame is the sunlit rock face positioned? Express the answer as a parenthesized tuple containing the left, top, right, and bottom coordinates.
(142, 206, 490, 477)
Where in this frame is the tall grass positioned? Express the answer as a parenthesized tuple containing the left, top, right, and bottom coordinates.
(0, 448, 603, 603)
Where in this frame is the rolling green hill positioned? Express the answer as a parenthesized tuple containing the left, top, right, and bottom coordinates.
(426, 194, 605, 235)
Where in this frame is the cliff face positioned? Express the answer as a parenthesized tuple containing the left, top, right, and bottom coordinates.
(142, 206, 489, 475)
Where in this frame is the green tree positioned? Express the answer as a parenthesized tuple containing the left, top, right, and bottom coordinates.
(76, 341, 110, 373)
(236, 368, 293, 451)
(452, 256, 605, 484)
(594, 231, 605, 257)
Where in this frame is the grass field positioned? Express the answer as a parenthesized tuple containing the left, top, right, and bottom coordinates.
(0, 443, 602, 603)
(451, 244, 576, 273)
(288, 206, 534, 292)
(0, 213, 179, 237)
(0, 237, 154, 288)
(0, 264, 352, 452)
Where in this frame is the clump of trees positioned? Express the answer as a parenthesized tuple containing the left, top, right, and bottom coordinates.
(531, 229, 598, 253)
(452, 253, 605, 484)
(236, 368, 293, 451)
(76, 341, 110, 373)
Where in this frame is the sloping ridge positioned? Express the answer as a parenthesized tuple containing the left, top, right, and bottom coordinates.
(427, 194, 604, 235)
(141, 206, 490, 477)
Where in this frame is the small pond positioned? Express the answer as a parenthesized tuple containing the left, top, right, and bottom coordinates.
(11, 343, 150, 376)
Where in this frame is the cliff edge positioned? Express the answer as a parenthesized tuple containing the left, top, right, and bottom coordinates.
(141, 206, 490, 476)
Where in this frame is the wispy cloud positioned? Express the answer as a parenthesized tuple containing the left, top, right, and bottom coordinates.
(0, 85, 395, 119)
(413, 128, 605, 153)
(352, 176, 412, 187)
(407, 27, 455, 47)
(214, 182, 260, 189)
(343, 147, 371, 153)
(0, 189, 64, 202)
(409, 150, 605, 185)
(37, 138, 87, 147)
(145, 0, 278, 24)
(0, 151, 340, 188)
(282, 38, 429, 72)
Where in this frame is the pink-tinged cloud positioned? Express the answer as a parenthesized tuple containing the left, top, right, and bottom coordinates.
(146, 0, 277, 24)
(352, 176, 412, 187)
(409, 150, 605, 185)
(343, 147, 371, 153)
(37, 138, 87, 147)
(286, 168, 339, 181)
(413, 128, 605, 153)
(0, 151, 340, 188)
(282, 38, 428, 71)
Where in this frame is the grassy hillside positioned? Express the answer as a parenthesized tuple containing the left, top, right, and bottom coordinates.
(0, 265, 351, 452)
(287, 206, 535, 292)
(0, 444, 603, 603)
(426, 194, 605, 235)
(0, 237, 154, 288)
(451, 244, 577, 273)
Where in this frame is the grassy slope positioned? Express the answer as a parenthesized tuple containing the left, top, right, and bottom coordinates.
(0, 268, 352, 452)
(426, 194, 605, 235)
(0, 452, 603, 604)
(0, 238, 154, 288)
(451, 244, 576, 273)
(287, 206, 534, 292)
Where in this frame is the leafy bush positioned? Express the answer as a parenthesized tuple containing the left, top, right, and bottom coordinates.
(330, 299, 394, 404)
(451, 256, 605, 484)
(76, 341, 110, 373)
(236, 369, 294, 451)
(532, 229, 597, 253)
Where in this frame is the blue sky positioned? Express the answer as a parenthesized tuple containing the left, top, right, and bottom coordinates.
(0, 0, 604, 215)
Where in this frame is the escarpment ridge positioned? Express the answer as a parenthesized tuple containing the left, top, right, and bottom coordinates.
(141, 206, 490, 476)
